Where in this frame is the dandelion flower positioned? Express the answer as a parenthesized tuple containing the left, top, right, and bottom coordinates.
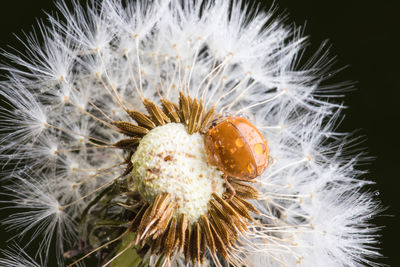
(0, 0, 381, 266)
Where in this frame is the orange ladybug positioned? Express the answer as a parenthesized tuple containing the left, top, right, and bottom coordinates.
(204, 116, 269, 197)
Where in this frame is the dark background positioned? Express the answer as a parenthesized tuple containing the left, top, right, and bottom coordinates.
(0, 1, 398, 266)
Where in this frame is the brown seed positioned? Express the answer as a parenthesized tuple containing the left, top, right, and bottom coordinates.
(184, 226, 192, 264)
(188, 95, 193, 115)
(194, 100, 204, 132)
(130, 203, 149, 232)
(137, 193, 171, 241)
(209, 209, 230, 245)
(216, 198, 247, 233)
(191, 222, 201, 264)
(229, 195, 254, 221)
(199, 106, 216, 133)
(113, 137, 140, 150)
(188, 98, 199, 134)
(145, 194, 168, 231)
(209, 222, 228, 259)
(200, 215, 216, 254)
(233, 195, 260, 215)
(200, 230, 207, 264)
(164, 217, 177, 257)
(122, 160, 133, 176)
(126, 109, 156, 129)
(212, 193, 241, 220)
(136, 205, 153, 242)
(161, 99, 180, 123)
(210, 200, 239, 241)
(151, 193, 171, 220)
(177, 214, 188, 252)
(231, 180, 259, 199)
(151, 234, 163, 254)
(179, 91, 190, 124)
(143, 99, 170, 126)
(151, 202, 174, 239)
(113, 121, 149, 137)
(172, 102, 180, 113)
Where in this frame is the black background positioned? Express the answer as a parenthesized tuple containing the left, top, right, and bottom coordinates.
(0, 1, 398, 266)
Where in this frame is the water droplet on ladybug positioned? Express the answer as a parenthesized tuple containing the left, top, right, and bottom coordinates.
(214, 141, 219, 148)
(235, 138, 244, 148)
(213, 153, 220, 163)
(247, 163, 255, 173)
(254, 143, 266, 155)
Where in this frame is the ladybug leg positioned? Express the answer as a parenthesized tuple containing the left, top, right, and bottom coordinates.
(223, 174, 236, 201)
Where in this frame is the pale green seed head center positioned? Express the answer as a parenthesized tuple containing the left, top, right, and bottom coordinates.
(129, 123, 225, 222)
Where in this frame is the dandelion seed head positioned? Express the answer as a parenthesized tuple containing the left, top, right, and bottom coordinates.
(0, 0, 382, 266)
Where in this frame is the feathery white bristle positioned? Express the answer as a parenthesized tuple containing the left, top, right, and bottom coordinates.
(0, 244, 41, 267)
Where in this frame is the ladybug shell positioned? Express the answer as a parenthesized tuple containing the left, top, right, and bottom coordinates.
(204, 117, 269, 180)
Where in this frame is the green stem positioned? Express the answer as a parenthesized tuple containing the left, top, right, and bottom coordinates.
(111, 233, 143, 267)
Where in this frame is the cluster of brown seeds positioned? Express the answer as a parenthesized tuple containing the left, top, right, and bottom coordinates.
(131, 186, 259, 264)
(113, 91, 216, 150)
(105, 92, 261, 264)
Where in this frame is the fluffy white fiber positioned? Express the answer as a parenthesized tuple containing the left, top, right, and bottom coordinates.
(0, 0, 381, 266)
(0, 245, 42, 267)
